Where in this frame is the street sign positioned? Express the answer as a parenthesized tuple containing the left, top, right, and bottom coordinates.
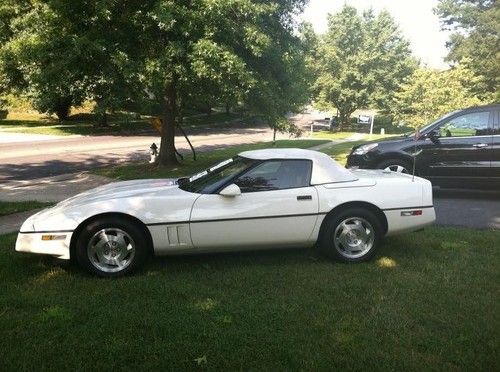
(358, 115, 371, 124)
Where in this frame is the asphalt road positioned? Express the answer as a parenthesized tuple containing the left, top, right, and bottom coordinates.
(0, 126, 279, 181)
(433, 188, 500, 229)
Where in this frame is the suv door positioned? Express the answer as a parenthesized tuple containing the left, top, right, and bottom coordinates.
(190, 159, 319, 250)
(492, 110, 500, 183)
(418, 109, 493, 183)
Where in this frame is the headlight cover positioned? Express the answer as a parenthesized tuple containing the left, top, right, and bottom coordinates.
(352, 143, 378, 155)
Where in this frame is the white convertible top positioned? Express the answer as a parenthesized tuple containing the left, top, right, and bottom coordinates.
(239, 148, 358, 184)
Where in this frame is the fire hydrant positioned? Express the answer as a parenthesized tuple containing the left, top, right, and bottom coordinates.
(149, 143, 158, 163)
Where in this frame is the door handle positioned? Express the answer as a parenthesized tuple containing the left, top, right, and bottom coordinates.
(473, 143, 489, 148)
(297, 195, 312, 201)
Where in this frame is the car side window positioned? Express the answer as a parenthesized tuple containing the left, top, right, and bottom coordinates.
(234, 160, 312, 193)
(438, 111, 490, 137)
(493, 110, 500, 135)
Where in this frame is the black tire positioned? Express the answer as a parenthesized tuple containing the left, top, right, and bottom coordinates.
(377, 158, 412, 174)
(75, 217, 149, 277)
(319, 208, 383, 263)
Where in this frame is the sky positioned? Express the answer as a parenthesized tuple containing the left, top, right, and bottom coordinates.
(300, 0, 451, 69)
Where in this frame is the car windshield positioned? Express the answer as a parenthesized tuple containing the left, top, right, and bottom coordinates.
(419, 110, 460, 133)
(401, 110, 461, 137)
(178, 156, 255, 194)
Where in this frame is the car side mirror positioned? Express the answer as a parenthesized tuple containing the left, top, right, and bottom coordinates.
(428, 129, 441, 143)
(219, 183, 241, 197)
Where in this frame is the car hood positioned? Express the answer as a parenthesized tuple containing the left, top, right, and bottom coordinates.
(55, 178, 180, 208)
(351, 134, 413, 150)
(21, 178, 193, 232)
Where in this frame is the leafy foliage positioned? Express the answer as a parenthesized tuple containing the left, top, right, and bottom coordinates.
(435, 0, 499, 101)
(393, 64, 482, 128)
(310, 6, 416, 129)
(0, 0, 309, 154)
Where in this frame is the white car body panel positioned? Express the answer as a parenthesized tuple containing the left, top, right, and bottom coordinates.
(189, 186, 319, 251)
(15, 149, 436, 260)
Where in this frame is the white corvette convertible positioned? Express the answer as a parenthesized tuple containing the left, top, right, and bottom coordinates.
(16, 148, 435, 277)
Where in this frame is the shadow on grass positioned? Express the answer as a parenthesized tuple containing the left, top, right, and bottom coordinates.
(6, 228, 478, 281)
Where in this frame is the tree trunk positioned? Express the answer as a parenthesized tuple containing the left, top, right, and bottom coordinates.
(273, 127, 277, 145)
(54, 97, 72, 121)
(158, 84, 179, 166)
(225, 101, 230, 115)
(337, 109, 352, 132)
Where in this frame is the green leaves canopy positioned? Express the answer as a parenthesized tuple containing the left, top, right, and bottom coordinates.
(435, 0, 499, 101)
(311, 5, 416, 127)
(393, 65, 482, 129)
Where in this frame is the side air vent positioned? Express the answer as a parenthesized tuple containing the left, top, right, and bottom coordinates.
(166, 225, 188, 246)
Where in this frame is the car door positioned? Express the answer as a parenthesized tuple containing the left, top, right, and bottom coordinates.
(491, 110, 500, 182)
(189, 159, 319, 250)
(417, 109, 493, 180)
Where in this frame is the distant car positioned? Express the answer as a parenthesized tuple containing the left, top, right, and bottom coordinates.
(16, 149, 435, 277)
(346, 105, 500, 189)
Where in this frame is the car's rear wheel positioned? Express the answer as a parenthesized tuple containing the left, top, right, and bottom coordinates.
(320, 208, 382, 263)
(75, 217, 148, 277)
(377, 159, 412, 174)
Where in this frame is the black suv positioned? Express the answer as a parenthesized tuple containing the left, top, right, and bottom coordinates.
(346, 104, 500, 188)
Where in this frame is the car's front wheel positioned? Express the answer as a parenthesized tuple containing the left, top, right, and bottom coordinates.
(320, 208, 382, 263)
(377, 159, 412, 174)
(75, 217, 148, 277)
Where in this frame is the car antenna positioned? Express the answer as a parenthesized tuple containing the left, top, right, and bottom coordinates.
(412, 128, 422, 182)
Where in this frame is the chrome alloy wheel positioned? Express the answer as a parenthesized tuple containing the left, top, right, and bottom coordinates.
(384, 164, 409, 173)
(333, 217, 375, 259)
(87, 228, 136, 273)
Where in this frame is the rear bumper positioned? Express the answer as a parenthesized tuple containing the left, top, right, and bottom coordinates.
(15, 231, 73, 260)
(384, 206, 436, 236)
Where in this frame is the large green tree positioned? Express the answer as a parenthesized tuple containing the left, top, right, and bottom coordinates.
(393, 64, 482, 128)
(0, 1, 143, 122)
(311, 6, 416, 129)
(2, 0, 309, 165)
(435, 0, 499, 100)
(0, 1, 85, 120)
(133, 0, 309, 165)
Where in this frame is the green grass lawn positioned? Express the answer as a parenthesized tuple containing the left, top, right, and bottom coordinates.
(312, 131, 361, 140)
(0, 201, 53, 217)
(313, 131, 392, 141)
(95, 139, 330, 180)
(319, 140, 368, 166)
(0, 112, 246, 136)
(0, 227, 498, 370)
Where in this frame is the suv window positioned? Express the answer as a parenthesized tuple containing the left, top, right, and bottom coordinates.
(493, 110, 500, 135)
(439, 111, 490, 137)
(234, 160, 312, 193)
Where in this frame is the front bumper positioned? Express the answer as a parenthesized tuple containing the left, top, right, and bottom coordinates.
(15, 231, 73, 260)
(345, 154, 378, 169)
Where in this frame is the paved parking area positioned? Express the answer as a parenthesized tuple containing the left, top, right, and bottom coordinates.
(433, 189, 500, 229)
